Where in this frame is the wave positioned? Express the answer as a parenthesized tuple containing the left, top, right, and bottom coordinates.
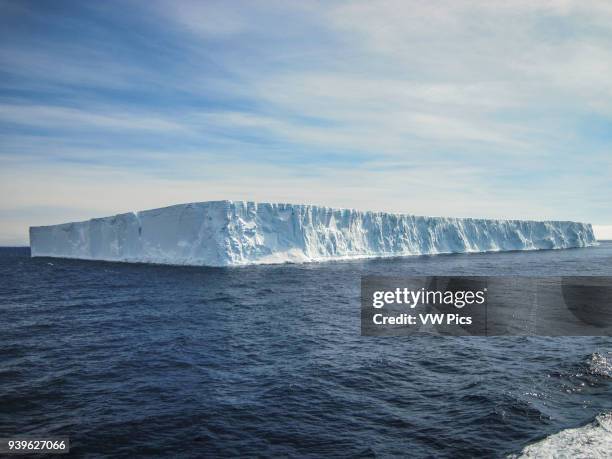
(511, 412, 612, 459)
(585, 352, 612, 379)
(512, 353, 611, 458)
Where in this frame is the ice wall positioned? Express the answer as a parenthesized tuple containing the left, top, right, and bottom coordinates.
(29, 201, 597, 266)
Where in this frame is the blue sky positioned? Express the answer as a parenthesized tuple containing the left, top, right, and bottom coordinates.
(1, 0, 611, 244)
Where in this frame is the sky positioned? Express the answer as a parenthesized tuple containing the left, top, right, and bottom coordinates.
(1, 0, 611, 245)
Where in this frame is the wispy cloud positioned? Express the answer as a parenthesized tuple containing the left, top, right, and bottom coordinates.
(0, 104, 189, 132)
(0, 0, 611, 244)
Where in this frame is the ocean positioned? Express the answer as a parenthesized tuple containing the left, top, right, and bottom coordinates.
(1, 244, 611, 458)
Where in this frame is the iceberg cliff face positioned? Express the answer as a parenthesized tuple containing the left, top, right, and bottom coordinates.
(29, 201, 597, 266)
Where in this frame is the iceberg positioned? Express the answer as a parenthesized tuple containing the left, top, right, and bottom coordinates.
(29, 200, 597, 267)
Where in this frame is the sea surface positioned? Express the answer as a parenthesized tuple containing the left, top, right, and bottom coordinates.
(1, 244, 611, 458)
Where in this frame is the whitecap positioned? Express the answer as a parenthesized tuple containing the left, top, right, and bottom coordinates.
(511, 412, 612, 458)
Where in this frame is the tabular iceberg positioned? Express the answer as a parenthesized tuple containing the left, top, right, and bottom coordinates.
(29, 200, 597, 266)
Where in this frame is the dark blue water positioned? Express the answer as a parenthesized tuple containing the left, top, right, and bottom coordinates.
(1, 244, 611, 458)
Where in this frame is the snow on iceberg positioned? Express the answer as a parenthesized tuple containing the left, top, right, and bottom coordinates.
(29, 200, 597, 266)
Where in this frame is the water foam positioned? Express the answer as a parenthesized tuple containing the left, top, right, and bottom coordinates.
(586, 352, 612, 378)
(512, 412, 612, 458)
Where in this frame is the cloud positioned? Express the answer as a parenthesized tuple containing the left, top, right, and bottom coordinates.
(593, 225, 612, 240)
(0, 0, 611, 244)
(0, 104, 189, 132)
